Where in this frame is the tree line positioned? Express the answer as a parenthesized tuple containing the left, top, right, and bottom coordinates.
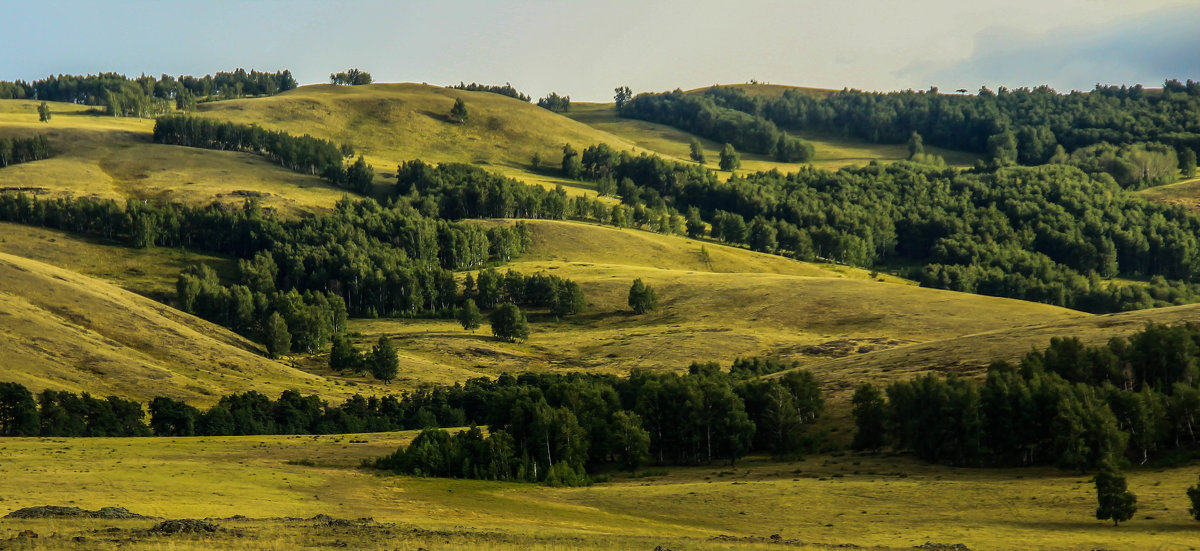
(153, 115, 375, 193)
(618, 88, 815, 162)
(0, 69, 296, 107)
(565, 146, 1200, 314)
(696, 82, 1200, 168)
(0, 135, 51, 167)
(851, 322, 1200, 470)
(449, 82, 530, 102)
(329, 68, 373, 86)
(374, 359, 824, 485)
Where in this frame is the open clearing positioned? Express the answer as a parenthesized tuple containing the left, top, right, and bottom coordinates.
(0, 433, 1194, 550)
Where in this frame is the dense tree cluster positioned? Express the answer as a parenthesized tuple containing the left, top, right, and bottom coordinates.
(573, 147, 1200, 313)
(619, 89, 814, 161)
(0, 194, 530, 318)
(0, 69, 295, 107)
(536, 92, 571, 113)
(450, 82, 530, 102)
(375, 360, 824, 484)
(0, 135, 51, 167)
(329, 68, 373, 86)
(696, 82, 1200, 168)
(153, 115, 374, 193)
(0, 382, 147, 437)
(854, 323, 1200, 470)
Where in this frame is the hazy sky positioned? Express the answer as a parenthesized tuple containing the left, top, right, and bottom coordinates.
(2, 0, 1198, 101)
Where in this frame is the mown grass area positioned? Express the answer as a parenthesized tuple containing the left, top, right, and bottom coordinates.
(0, 250, 393, 406)
(0, 99, 350, 216)
(0, 433, 1195, 550)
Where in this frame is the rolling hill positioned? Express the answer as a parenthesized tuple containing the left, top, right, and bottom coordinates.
(0, 250, 378, 405)
(0, 100, 349, 216)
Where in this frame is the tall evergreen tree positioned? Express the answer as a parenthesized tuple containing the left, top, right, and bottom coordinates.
(329, 333, 362, 372)
(1094, 458, 1137, 526)
(851, 383, 886, 450)
(370, 336, 399, 383)
(37, 101, 51, 123)
(689, 138, 706, 163)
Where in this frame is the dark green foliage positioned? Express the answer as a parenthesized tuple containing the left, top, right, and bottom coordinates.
(490, 302, 529, 342)
(0, 70, 294, 114)
(1066, 142, 1178, 188)
(728, 357, 797, 379)
(329, 68, 372, 86)
(1181, 148, 1197, 178)
(1094, 459, 1137, 526)
(851, 384, 886, 450)
(457, 299, 483, 332)
(907, 131, 924, 159)
(609, 410, 650, 470)
(369, 336, 399, 383)
(537, 92, 571, 113)
(37, 101, 50, 122)
(34, 390, 147, 437)
(1188, 475, 1200, 520)
(868, 323, 1200, 469)
(450, 98, 469, 123)
(149, 397, 199, 436)
(153, 115, 369, 192)
(329, 334, 363, 372)
(264, 312, 291, 358)
(627, 279, 658, 314)
(0, 382, 40, 436)
(718, 143, 740, 171)
(561, 143, 582, 179)
(619, 89, 813, 158)
(689, 138, 706, 163)
(0, 135, 51, 167)
(450, 82, 530, 102)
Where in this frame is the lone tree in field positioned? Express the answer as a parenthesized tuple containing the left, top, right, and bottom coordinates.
(1094, 459, 1137, 526)
(450, 98, 469, 124)
(369, 336, 399, 383)
(851, 383, 887, 450)
(37, 101, 51, 123)
(1181, 148, 1197, 178)
(719, 143, 740, 171)
(614, 86, 632, 110)
(457, 299, 483, 333)
(264, 312, 291, 359)
(627, 279, 658, 314)
(490, 302, 529, 342)
(1188, 475, 1200, 520)
(689, 138, 706, 164)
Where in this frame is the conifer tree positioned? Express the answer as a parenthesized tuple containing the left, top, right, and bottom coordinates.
(1094, 458, 1137, 526)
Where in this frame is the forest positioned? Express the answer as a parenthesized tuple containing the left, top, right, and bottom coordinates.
(0, 69, 297, 106)
(450, 82, 531, 102)
(853, 322, 1200, 471)
(0, 355, 822, 486)
(695, 82, 1200, 167)
(0, 135, 51, 167)
(619, 89, 814, 162)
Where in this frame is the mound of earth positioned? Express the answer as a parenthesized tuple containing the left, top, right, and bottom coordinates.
(4, 505, 148, 519)
(150, 519, 221, 534)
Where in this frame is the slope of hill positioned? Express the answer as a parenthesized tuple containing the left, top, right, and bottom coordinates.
(776, 302, 1200, 409)
(0, 100, 349, 215)
(0, 250, 373, 404)
(349, 220, 1085, 380)
(195, 83, 647, 196)
(568, 101, 978, 173)
(1137, 176, 1200, 211)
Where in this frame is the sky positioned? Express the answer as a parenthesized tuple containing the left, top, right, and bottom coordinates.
(1, 0, 1198, 101)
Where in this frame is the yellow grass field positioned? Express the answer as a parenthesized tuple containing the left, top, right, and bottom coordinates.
(0, 250, 397, 406)
(349, 220, 1085, 389)
(0, 100, 350, 216)
(0, 433, 1195, 550)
